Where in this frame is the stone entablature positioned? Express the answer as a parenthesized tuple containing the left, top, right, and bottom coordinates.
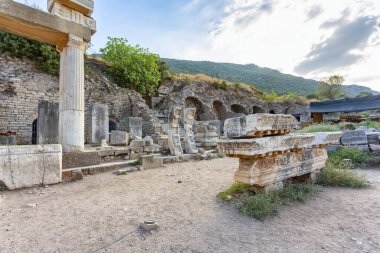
(218, 114, 341, 190)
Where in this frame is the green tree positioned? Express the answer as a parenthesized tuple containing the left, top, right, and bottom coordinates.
(100, 37, 162, 94)
(317, 75, 346, 100)
(356, 91, 373, 97)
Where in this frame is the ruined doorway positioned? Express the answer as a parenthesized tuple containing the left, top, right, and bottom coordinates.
(252, 106, 266, 114)
(230, 104, 248, 114)
(32, 119, 38, 144)
(212, 101, 228, 120)
(185, 97, 207, 121)
(109, 121, 117, 133)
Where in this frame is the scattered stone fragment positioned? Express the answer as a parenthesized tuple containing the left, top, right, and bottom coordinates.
(24, 203, 37, 208)
(140, 220, 159, 232)
(72, 169, 84, 181)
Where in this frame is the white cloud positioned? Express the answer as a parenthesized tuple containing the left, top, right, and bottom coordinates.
(179, 0, 380, 91)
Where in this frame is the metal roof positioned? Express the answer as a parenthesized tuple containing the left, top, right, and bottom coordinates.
(309, 95, 380, 113)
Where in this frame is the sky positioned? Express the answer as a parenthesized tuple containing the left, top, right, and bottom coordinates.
(17, 0, 380, 92)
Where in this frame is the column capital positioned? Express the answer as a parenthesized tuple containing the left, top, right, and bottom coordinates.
(57, 34, 88, 52)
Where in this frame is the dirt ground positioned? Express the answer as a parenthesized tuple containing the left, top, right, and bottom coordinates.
(1, 158, 379, 253)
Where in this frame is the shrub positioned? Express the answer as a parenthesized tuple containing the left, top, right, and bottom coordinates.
(212, 80, 228, 90)
(328, 148, 379, 168)
(217, 182, 251, 202)
(218, 183, 318, 220)
(0, 32, 60, 75)
(317, 167, 369, 188)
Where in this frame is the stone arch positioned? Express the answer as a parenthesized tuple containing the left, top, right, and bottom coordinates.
(230, 104, 248, 114)
(32, 119, 38, 144)
(212, 101, 228, 120)
(185, 97, 208, 121)
(252, 106, 266, 114)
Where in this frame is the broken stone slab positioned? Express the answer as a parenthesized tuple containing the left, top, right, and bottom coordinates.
(234, 148, 328, 186)
(110, 131, 129, 146)
(369, 144, 380, 156)
(297, 132, 342, 147)
(366, 132, 380, 145)
(139, 154, 164, 169)
(127, 117, 142, 139)
(224, 114, 298, 138)
(140, 220, 159, 232)
(143, 136, 154, 147)
(88, 103, 109, 144)
(194, 121, 219, 148)
(340, 130, 368, 146)
(218, 134, 315, 158)
(0, 145, 62, 190)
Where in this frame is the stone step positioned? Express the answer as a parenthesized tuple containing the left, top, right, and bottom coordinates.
(62, 160, 138, 180)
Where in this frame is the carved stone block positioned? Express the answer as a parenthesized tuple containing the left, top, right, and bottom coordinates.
(224, 114, 298, 138)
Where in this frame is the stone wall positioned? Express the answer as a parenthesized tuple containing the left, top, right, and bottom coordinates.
(0, 56, 160, 144)
(153, 79, 309, 131)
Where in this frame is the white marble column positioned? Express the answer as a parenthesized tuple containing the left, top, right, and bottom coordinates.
(58, 34, 87, 152)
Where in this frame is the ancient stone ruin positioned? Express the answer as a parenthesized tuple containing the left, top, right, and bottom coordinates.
(218, 114, 342, 191)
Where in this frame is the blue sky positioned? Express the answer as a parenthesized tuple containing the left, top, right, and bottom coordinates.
(17, 0, 380, 92)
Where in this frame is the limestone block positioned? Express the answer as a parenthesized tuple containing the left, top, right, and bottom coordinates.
(48, 1, 96, 34)
(183, 135, 198, 154)
(168, 132, 183, 156)
(37, 101, 59, 145)
(0, 145, 62, 190)
(234, 148, 328, 186)
(341, 130, 368, 145)
(298, 132, 342, 147)
(143, 136, 154, 147)
(48, 0, 94, 16)
(366, 132, 380, 145)
(194, 121, 219, 148)
(139, 155, 163, 169)
(218, 134, 316, 158)
(88, 103, 109, 144)
(369, 144, 380, 156)
(224, 114, 298, 138)
(127, 117, 142, 139)
(110, 131, 129, 146)
(62, 151, 101, 169)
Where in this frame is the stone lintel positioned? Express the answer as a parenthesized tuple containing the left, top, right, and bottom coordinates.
(218, 134, 316, 157)
(234, 148, 328, 186)
(224, 114, 298, 138)
(48, 0, 94, 16)
(0, 0, 91, 47)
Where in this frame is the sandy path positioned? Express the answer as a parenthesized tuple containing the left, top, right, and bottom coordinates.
(1, 158, 379, 253)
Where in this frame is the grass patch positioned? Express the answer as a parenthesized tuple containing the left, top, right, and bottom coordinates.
(217, 182, 251, 202)
(0, 182, 7, 191)
(296, 123, 341, 133)
(329, 148, 379, 168)
(218, 183, 319, 220)
(317, 167, 369, 188)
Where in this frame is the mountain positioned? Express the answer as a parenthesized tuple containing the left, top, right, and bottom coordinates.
(163, 58, 379, 97)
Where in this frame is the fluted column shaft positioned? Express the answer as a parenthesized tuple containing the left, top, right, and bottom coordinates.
(58, 34, 87, 152)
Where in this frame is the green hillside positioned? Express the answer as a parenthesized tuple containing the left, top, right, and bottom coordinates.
(163, 58, 379, 97)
